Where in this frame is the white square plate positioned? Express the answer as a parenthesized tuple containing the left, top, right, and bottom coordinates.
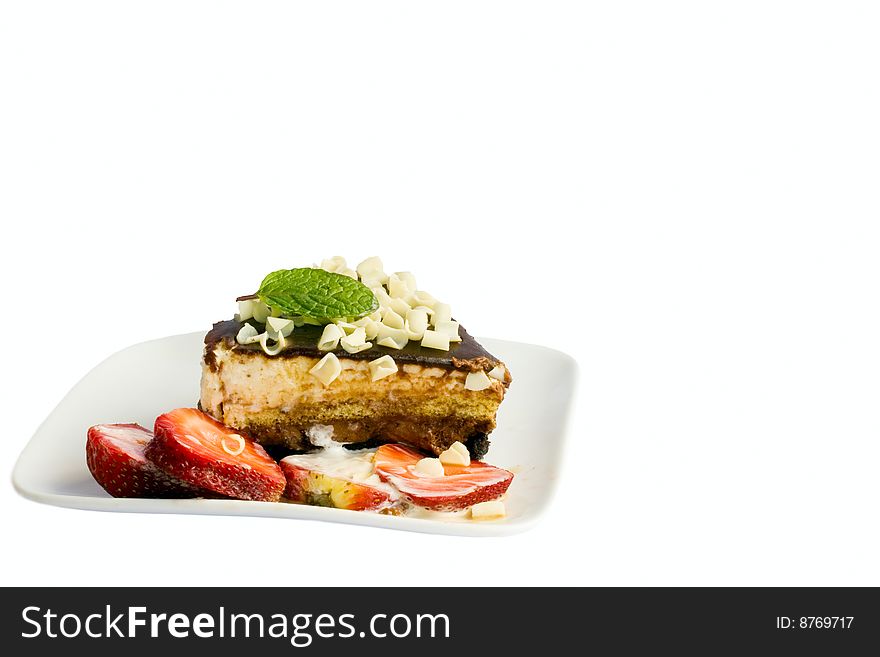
(13, 333, 576, 537)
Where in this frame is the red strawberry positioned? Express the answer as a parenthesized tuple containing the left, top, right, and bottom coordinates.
(146, 408, 286, 502)
(86, 423, 209, 498)
(280, 452, 398, 512)
(374, 443, 513, 511)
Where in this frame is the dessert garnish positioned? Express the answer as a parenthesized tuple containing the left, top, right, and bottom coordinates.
(255, 267, 378, 322)
(470, 500, 506, 520)
(373, 444, 513, 511)
(86, 411, 512, 520)
(87, 424, 211, 499)
(234, 257, 463, 360)
(146, 408, 286, 502)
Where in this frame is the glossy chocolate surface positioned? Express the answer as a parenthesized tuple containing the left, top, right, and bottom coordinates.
(204, 319, 502, 371)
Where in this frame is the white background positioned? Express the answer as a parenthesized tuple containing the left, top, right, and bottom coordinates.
(1, 1, 878, 586)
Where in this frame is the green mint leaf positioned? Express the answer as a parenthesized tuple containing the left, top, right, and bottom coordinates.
(256, 268, 378, 322)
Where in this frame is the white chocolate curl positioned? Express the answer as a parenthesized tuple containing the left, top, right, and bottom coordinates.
(341, 327, 372, 353)
(488, 365, 507, 381)
(395, 271, 417, 290)
(405, 308, 429, 340)
(451, 441, 470, 459)
(368, 355, 398, 382)
(342, 326, 366, 346)
(414, 457, 445, 477)
(236, 323, 261, 345)
(388, 297, 411, 317)
(260, 331, 286, 356)
(237, 299, 257, 322)
(252, 301, 271, 323)
(439, 442, 470, 467)
(317, 324, 344, 351)
(465, 370, 492, 391)
(420, 329, 450, 351)
(434, 319, 461, 342)
(356, 256, 387, 284)
(353, 317, 380, 341)
(470, 500, 506, 520)
(266, 316, 295, 338)
(221, 434, 245, 457)
(320, 256, 348, 273)
(432, 302, 452, 325)
(335, 321, 358, 335)
(371, 287, 393, 308)
(376, 325, 409, 350)
(310, 352, 342, 387)
(382, 309, 405, 330)
(411, 290, 437, 310)
(387, 274, 414, 299)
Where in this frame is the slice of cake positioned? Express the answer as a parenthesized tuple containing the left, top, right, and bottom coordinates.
(199, 257, 511, 458)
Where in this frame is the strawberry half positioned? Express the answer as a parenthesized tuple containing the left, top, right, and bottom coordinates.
(280, 451, 398, 512)
(86, 423, 209, 498)
(146, 408, 286, 502)
(374, 443, 513, 511)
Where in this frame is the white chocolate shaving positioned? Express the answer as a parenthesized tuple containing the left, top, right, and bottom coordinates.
(387, 274, 414, 299)
(395, 271, 417, 288)
(356, 256, 387, 284)
(411, 290, 437, 309)
(368, 354, 398, 382)
(359, 273, 385, 289)
(252, 301, 271, 323)
(342, 341, 372, 354)
(432, 302, 452, 325)
(376, 325, 409, 350)
(309, 352, 342, 387)
(382, 309, 405, 330)
(221, 434, 245, 457)
(260, 331, 286, 356)
(335, 321, 358, 335)
(450, 441, 470, 459)
(465, 370, 492, 391)
(266, 316, 295, 338)
(320, 256, 348, 273)
(236, 323, 260, 345)
(405, 308, 429, 340)
(388, 297, 411, 317)
(488, 365, 507, 381)
(439, 444, 470, 467)
(420, 329, 450, 351)
(340, 326, 368, 353)
(317, 323, 344, 351)
(434, 319, 461, 342)
(470, 500, 505, 520)
(354, 317, 380, 340)
(339, 268, 358, 280)
(236, 299, 257, 322)
(414, 457, 445, 477)
(371, 287, 393, 308)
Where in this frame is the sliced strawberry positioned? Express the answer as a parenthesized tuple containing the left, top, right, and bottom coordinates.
(374, 443, 513, 511)
(146, 408, 286, 502)
(86, 423, 209, 498)
(280, 451, 398, 512)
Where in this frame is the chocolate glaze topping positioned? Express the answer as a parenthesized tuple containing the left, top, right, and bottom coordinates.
(204, 319, 503, 373)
